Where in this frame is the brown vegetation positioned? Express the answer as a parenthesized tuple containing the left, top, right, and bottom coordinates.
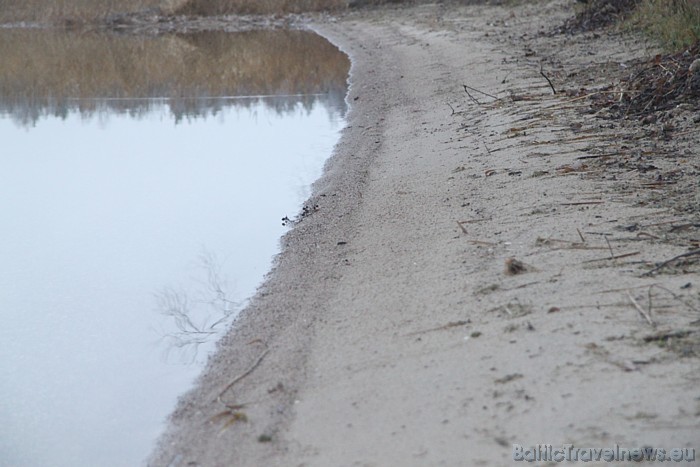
(0, 28, 350, 122)
(0, 0, 161, 23)
(0, 0, 408, 24)
(562, 0, 699, 50)
(166, 0, 346, 16)
(588, 41, 700, 118)
(631, 0, 700, 49)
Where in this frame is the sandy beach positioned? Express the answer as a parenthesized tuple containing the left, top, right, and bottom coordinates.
(150, 2, 700, 465)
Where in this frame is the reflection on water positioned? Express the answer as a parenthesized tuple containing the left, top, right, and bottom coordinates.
(155, 249, 242, 363)
(0, 28, 349, 125)
(0, 28, 348, 467)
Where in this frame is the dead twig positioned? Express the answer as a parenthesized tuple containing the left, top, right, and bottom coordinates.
(636, 232, 661, 240)
(217, 347, 270, 408)
(642, 249, 700, 276)
(540, 63, 556, 95)
(642, 329, 694, 343)
(575, 153, 618, 160)
(456, 221, 469, 235)
(537, 245, 607, 252)
(649, 284, 699, 314)
(463, 85, 481, 105)
(458, 218, 492, 224)
(560, 201, 604, 206)
(405, 320, 470, 336)
(627, 291, 655, 327)
(463, 84, 500, 101)
(604, 236, 615, 260)
(470, 239, 497, 246)
(597, 284, 656, 294)
(582, 251, 641, 263)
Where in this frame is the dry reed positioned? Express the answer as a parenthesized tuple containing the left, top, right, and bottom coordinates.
(0, 28, 350, 122)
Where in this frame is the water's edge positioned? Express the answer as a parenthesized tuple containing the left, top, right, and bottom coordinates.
(146, 24, 359, 465)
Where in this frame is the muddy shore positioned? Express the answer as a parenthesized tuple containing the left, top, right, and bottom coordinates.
(150, 2, 700, 465)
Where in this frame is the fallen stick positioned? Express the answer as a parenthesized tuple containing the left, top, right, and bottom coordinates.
(643, 249, 700, 276)
(458, 218, 492, 224)
(561, 201, 605, 206)
(456, 221, 469, 235)
(605, 236, 615, 260)
(650, 284, 699, 314)
(463, 85, 481, 105)
(217, 348, 270, 406)
(627, 291, 655, 327)
(597, 284, 656, 294)
(463, 83, 500, 101)
(540, 63, 556, 94)
(575, 153, 617, 160)
(470, 239, 497, 246)
(582, 251, 641, 263)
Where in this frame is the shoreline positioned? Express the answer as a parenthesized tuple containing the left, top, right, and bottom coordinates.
(151, 2, 700, 465)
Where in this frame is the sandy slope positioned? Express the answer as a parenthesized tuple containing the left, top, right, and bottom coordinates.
(151, 2, 700, 466)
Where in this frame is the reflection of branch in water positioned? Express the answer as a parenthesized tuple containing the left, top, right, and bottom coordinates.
(156, 251, 241, 363)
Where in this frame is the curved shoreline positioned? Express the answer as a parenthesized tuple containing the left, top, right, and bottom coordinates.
(149, 13, 379, 466)
(151, 3, 700, 465)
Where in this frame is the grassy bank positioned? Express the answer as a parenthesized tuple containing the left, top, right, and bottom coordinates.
(0, 0, 355, 23)
(165, 0, 346, 16)
(0, 0, 161, 23)
(0, 0, 407, 23)
(631, 0, 700, 49)
(2, 0, 698, 52)
(572, 0, 699, 50)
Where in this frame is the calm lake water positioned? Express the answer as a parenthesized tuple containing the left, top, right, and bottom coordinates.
(0, 29, 349, 467)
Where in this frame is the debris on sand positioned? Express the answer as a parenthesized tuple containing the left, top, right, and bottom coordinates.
(504, 257, 535, 276)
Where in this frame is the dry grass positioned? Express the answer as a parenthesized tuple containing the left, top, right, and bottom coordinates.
(166, 0, 347, 16)
(0, 0, 425, 23)
(0, 0, 355, 23)
(0, 0, 460, 24)
(0, 0, 162, 23)
(0, 28, 350, 122)
(630, 0, 700, 49)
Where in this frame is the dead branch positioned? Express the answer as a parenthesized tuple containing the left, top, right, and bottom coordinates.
(469, 239, 497, 246)
(463, 85, 481, 105)
(540, 63, 556, 94)
(627, 291, 655, 327)
(575, 153, 617, 160)
(456, 221, 469, 234)
(560, 201, 604, 206)
(642, 249, 700, 276)
(458, 218, 492, 224)
(649, 284, 699, 314)
(582, 251, 640, 263)
(604, 236, 615, 260)
(463, 83, 500, 101)
(217, 347, 270, 408)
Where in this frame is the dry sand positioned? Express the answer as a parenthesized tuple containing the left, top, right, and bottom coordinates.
(150, 2, 700, 465)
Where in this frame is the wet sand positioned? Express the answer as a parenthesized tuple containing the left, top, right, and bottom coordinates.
(150, 2, 700, 465)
